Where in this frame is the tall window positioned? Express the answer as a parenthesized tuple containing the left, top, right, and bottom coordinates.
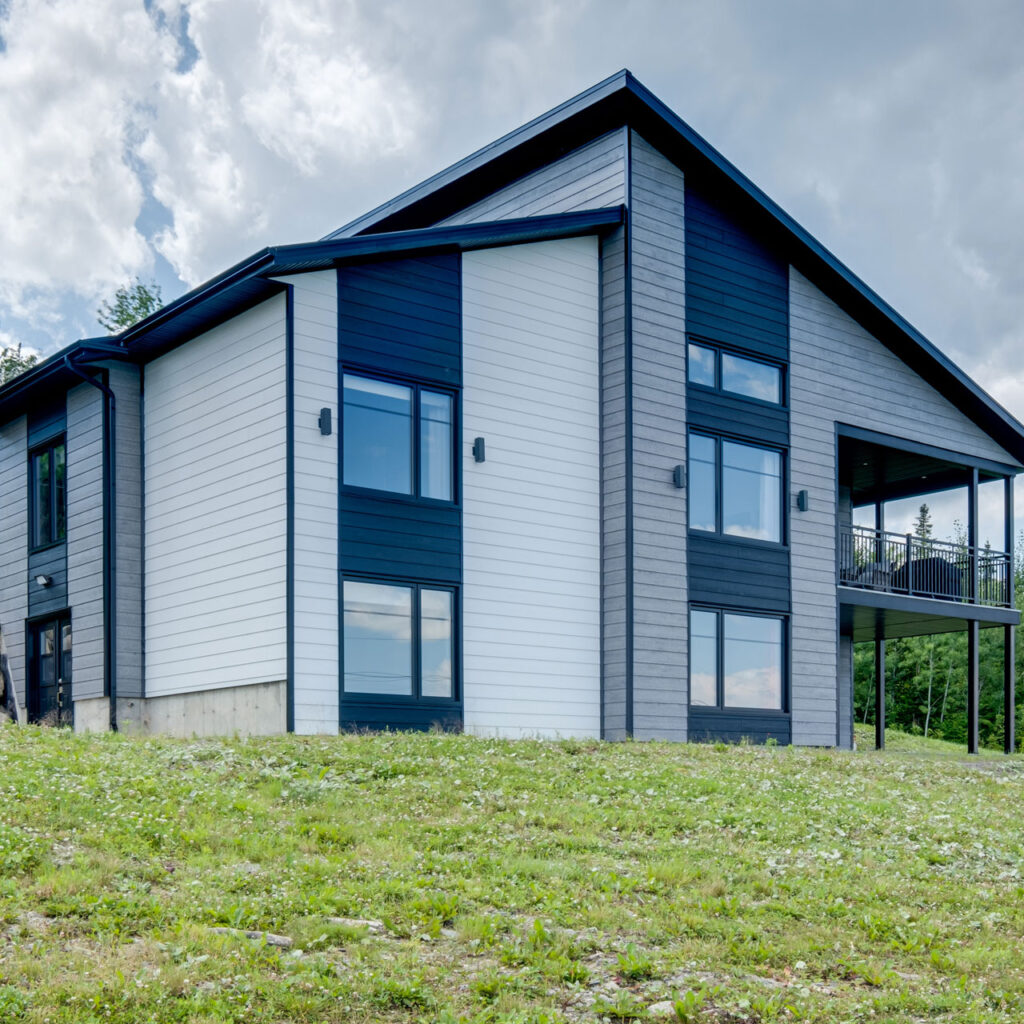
(30, 439, 66, 549)
(343, 579, 455, 700)
(342, 373, 454, 501)
(687, 341, 782, 405)
(690, 608, 784, 711)
(688, 433, 782, 543)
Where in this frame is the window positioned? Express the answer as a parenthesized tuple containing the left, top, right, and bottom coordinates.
(342, 373, 454, 501)
(343, 579, 455, 700)
(689, 608, 784, 711)
(687, 342, 782, 405)
(30, 438, 66, 549)
(688, 433, 783, 543)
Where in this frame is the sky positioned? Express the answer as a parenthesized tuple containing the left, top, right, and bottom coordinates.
(1, 0, 1022, 543)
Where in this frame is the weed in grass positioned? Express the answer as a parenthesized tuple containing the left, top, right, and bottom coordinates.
(616, 942, 656, 981)
(592, 988, 648, 1019)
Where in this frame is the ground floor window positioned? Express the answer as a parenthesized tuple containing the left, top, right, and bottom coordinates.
(690, 607, 785, 711)
(342, 579, 456, 700)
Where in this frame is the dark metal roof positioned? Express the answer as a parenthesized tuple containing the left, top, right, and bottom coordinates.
(0, 207, 623, 422)
(327, 69, 1024, 467)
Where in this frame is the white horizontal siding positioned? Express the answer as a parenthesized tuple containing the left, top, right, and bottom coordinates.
(281, 270, 339, 734)
(789, 267, 1017, 746)
(0, 416, 27, 712)
(144, 296, 288, 698)
(462, 237, 601, 738)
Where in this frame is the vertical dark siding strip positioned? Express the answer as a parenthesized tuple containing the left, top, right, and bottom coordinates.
(285, 285, 295, 733)
(140, 366, 146, 698)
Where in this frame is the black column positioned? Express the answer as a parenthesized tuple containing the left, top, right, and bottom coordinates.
(1005, 476, 1016, 754)
(967, 619, 980, 755)
(875, 636, 885, 751)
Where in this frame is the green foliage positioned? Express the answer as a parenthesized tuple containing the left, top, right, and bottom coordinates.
(0, 342, 37, 384)
(854, 532, 1024, 750)
(96, 278, 163, 333)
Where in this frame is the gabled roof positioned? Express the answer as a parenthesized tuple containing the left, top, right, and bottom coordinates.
(327, 69, 1024, 467)
(0, 207, 621, 423)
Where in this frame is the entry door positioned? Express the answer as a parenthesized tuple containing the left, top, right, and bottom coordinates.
(28, 617, 72, 726)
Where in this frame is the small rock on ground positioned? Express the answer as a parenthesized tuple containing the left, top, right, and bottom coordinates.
(209, 927, 293, 948)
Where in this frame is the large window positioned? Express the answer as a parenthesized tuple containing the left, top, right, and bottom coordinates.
(30, 439, 66, 550)
(690, 608, 785, 711)
(343, 579, 455, 700)
(687, 341, 782, 405)
(688, 433, 783, 543)
(342, 373, 454, 501)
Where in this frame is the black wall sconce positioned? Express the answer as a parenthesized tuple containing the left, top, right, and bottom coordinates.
(672, 465, 685, 489)
(797, 489, 810, 512)
(318, 408, 332, 436)
(472, 437, 486, 463)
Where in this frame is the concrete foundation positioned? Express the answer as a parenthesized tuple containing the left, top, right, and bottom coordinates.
(72, 681, 289, 737)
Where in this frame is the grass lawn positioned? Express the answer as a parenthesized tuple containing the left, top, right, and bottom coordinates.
(0, 724, 1022, 1022)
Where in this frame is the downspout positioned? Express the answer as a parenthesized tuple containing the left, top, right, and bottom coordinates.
(64, 357, 117, 732)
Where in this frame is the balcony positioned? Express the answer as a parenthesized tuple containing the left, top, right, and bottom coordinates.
(838, 524, 1012, 608)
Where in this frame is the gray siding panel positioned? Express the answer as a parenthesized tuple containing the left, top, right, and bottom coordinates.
(629, 132, 687, 741)
(602, 224, 628, 740)
(67, 384, 106, 701)
(0, 416, 28, 712)
(789, 267, 1016, 746)
(110, 364, 143, 699)
(439, 131, 626, 226)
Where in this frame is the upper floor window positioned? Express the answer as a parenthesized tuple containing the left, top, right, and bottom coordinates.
(30, 438, 66, 550)
(689, 432, 783, 543)
(687, 341, 782, 405)
(342, 373, 454, 502)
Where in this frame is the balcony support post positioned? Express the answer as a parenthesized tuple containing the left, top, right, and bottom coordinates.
(1005, 625, 1016, 754)
(967, 620, 980, 755)
(874, 635, 885, 751)
(968, 467, 979, 603)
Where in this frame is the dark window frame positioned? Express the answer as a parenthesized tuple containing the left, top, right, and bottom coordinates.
(686, 337, 786, 408)
(29, 435, 67, 553)
(340, 368, 459, 506)
(688, 430, 787, 547)
(340, 574, 460, 706)
(689, 605, 789, 713)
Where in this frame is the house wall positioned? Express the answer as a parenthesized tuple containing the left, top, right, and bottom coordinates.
(628, 132, 688, 740)
(143, 295, 288, 700)
(67, 384, 105, 701)
(0, 416, 27, 713)
(286, 271, 340, 734)
(789, 267, 1017, 746)
(462, 237, 601, 737)
(439, 130, 627, 226)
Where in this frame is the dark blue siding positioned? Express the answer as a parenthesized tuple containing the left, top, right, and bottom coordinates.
(339, 254, 461, 385)
(27, 546, 67, 617)
(28, 401, 66, 447)
(340, 497, 460, 584)
(685, 187, 788, 362)
(688, 535, 790, 613)
(686, 389, 788, 449)
(688, 708, 791, 745)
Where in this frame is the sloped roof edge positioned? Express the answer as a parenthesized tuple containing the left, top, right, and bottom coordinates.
(326, 70, 1024, 466)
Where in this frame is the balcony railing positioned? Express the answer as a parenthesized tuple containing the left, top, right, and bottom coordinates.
(838, 524, 1013, 608)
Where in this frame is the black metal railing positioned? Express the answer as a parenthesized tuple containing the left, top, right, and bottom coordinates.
(838, 524, 1012, 608)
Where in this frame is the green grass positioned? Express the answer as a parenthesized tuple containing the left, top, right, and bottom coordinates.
(0, 724, 1023, 1022)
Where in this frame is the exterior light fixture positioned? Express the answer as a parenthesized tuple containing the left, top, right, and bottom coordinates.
(797, 490, 810, 512)
(472, 437, 486, 463)
(35, 575, 53, 587)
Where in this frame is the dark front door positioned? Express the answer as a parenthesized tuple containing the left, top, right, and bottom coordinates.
(28, 616, 71, 726)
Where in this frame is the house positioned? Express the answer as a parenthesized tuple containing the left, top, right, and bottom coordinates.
(0, 70, 1019, 750)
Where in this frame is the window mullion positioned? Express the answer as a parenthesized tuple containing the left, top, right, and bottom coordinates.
(717, 610, 725, 709)
(413, 586, 422, 699)
(412, 387, 420, 499)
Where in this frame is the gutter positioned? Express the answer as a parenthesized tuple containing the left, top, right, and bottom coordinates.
(63, 356, 118, 732)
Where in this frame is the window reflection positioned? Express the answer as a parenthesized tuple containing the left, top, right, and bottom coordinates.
(343, 375, 412, 494)
(723, 613, 782, 709)
(420, 589, 453, 697)
(343, 581, 413, 695)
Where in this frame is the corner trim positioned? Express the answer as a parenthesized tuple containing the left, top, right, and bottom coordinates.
(285, 285, 295, 733)
(624, 127, 634, 739)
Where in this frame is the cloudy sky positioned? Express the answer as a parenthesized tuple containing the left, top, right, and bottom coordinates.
(1, 0, 1022, 540)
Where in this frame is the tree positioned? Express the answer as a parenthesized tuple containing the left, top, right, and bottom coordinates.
(913, 503, 933, 542)
(96, 278, 163, 333)
(0, 342, 38, 385)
